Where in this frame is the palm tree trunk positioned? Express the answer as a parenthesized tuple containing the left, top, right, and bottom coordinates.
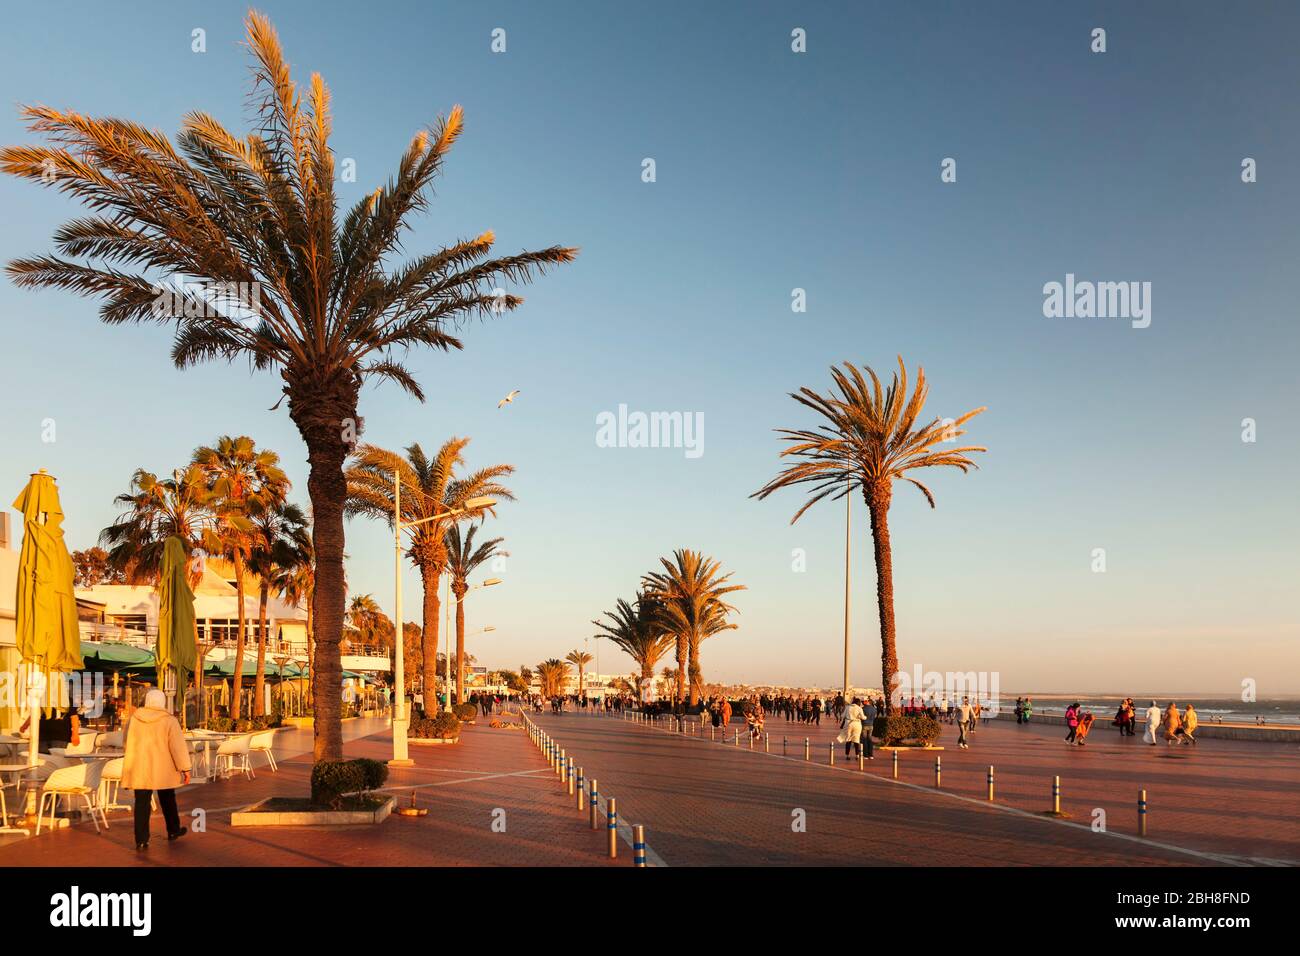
(688, 636, 702, 707)
(866, 484, 899, 713)
(454, 588, 466, 704)
(420, 563, 440, 716)
(253, 584, 269, 716)
(306, 598, 314, 708)
(231, 553, 247, 721)
(294, 390, 353, 762)
(675, 635, 687, 704)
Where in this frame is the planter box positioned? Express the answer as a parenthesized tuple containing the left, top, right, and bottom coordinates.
(408, 736, 460, 745)
(231, 795, 395, 827)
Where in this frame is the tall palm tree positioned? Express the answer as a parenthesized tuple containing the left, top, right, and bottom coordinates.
(247, 501, 311, 715)
(536, 659, 570, 698)
(100, 465, 211, 583)
(644, 550, 745, 707)
(751, 359, 986, 710)
(565, 650, 594, 696)
(593, 593, 671, 693)
(0, 11, 576, 759)
(193, 435, 289, 721)
(345, 438, 512, 714)
(444, 523, 508, 703)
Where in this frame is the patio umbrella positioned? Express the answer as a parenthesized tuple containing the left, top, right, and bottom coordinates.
(12, 470, 83, 770)
(156, 536, 197, 721)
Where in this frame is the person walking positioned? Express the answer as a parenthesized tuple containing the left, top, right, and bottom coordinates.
(1022, 696, 1033, 724)
(837, 697, 866, 759)
(1163, 702, 1183, 746)
(1181, 703, 1198, 745)
(1064, 702, 1080, 744)
(861, 697, 877, 759)
(122, 689, 191, 851)
(955, 697, 972, 749)
(1143, 700, 1161, 745)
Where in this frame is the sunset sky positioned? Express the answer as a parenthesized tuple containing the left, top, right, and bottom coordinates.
(2, 1, 1297, 694)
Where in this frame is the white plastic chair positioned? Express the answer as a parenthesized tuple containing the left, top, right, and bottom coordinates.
(248, 730, 278, 772)
(215, 735, 255, 780)
(36, 762, 109, 834)
(96, 731, 124, 751)
(60, 732, 99, 756)
(98, 758, 155, 814)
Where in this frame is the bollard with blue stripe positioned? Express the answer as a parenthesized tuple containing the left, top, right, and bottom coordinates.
(589, 779, 599, 830)
(1052, 775, 1061, 814)
(1138, 789, 1147, 835)
(566, 757, 575, 795)
(606, 797, 618, 859)
(576, 767, 585, 810)
(632, 824, 646, 867)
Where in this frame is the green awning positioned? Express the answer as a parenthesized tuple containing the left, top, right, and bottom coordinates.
(81, 641, 156, 671)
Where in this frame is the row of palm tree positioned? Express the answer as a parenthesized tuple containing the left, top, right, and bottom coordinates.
(592, 550, 745, 707)
(100, 435, 313, 720)
(344, 437, 510, 712)
(1, 9, 577, 759)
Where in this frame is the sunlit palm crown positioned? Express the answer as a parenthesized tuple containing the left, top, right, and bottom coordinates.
(192, 435, 290, 560)
(100, 464, 213, 583)
(0, 10, 577, 438)
(345, 438, 514, 571)
(642, 549, 745, 635)
(592, 593, 673, 671)
(751, 357, 987, 517)
(444, 523, 508, 596)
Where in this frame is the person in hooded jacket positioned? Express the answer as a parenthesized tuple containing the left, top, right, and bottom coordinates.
(122, 688, 192, 851)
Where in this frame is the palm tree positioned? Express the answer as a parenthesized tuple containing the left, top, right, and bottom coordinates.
(751, 359, 986, 710)
(0, 11, 576, 760)
(536, 659, 570, 698)
(193, 436, 289, 721)
(347, 594, 384, 653)
(565, 650, 594, 696)
(345, 438, 512, 715)
(445, 523, 508, 703)
(519, 665, 533, 693)
(593, 594, 671, 694)
(248, 502, 311, 714)
(643, 550, 745, 706)
(100, 466, 211, 583)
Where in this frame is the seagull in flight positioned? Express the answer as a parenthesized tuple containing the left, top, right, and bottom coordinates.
(497, 389, 520, 409)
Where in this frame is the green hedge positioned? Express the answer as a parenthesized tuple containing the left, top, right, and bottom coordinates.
(410, 712, 461, 739)
(310, 758, 389, 809)
(453, 703, 478, 721)
(204, 715, 283, 733)
(873, 714, 941, 747)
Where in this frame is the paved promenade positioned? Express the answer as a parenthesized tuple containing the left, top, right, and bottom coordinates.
(528, 709, 1299, 866)
(0, 715, 619, 867)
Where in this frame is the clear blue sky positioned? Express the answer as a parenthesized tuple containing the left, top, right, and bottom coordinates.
(2, 1, 1297, 694)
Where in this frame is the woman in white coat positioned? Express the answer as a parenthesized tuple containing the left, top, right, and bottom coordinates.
(837, 697, 866, 759)
(1143, 700, 1162, 745)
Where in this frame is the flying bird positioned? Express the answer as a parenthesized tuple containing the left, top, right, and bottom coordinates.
(497, 389, 520, 409)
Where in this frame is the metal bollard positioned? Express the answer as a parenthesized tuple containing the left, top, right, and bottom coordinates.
(734, 730, 739, 747)
(765, 733, 770, 753)
(589, 779, 599, 830)
(987, 765, 995, 801)
(567, 757, 575, 796)
(858, 751, 864, 771)
(607, 798, 618, 859)
(935, 755, 941, 788)
(892, 750, 899, 779)
(748, 732, 753, 749)
(1053, 775, 1061, 814)
(804, 738, 810, 761)
(633, 824, 647, 867)
(559, 748, 566, 779)
(1138, 789, 1147, 836)
(577, 767, 585, 810)
(710, 726, 715, 741)
(829, 742, 835, 765)
(783, 736, 787, 756)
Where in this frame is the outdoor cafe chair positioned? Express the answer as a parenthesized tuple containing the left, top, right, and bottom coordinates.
(35, 761, 110, 835)
(96, 731, 124, 751)
(58, 732, 99, 757)
(96, 757, 153, 813)
(248, 730, 278, 772)
(215, 735, 255, 781)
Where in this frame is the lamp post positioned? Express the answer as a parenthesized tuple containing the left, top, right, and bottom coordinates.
(390, 482, 497, 766)
(843, 474, 851, 699)
(443, 578, 502, 711)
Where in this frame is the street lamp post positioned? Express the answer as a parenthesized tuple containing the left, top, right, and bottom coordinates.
(390, 484, 497, 766)
(443, 577, 502, 711)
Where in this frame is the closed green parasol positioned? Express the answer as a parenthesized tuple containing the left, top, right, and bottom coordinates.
(156, 535, 198, 716)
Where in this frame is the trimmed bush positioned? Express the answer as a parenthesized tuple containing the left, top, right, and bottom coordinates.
(311, 760, 364, 809)
(453, 703, 478, 721)
(873, 714, 941, 747)
(410, 712, 461, 739)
